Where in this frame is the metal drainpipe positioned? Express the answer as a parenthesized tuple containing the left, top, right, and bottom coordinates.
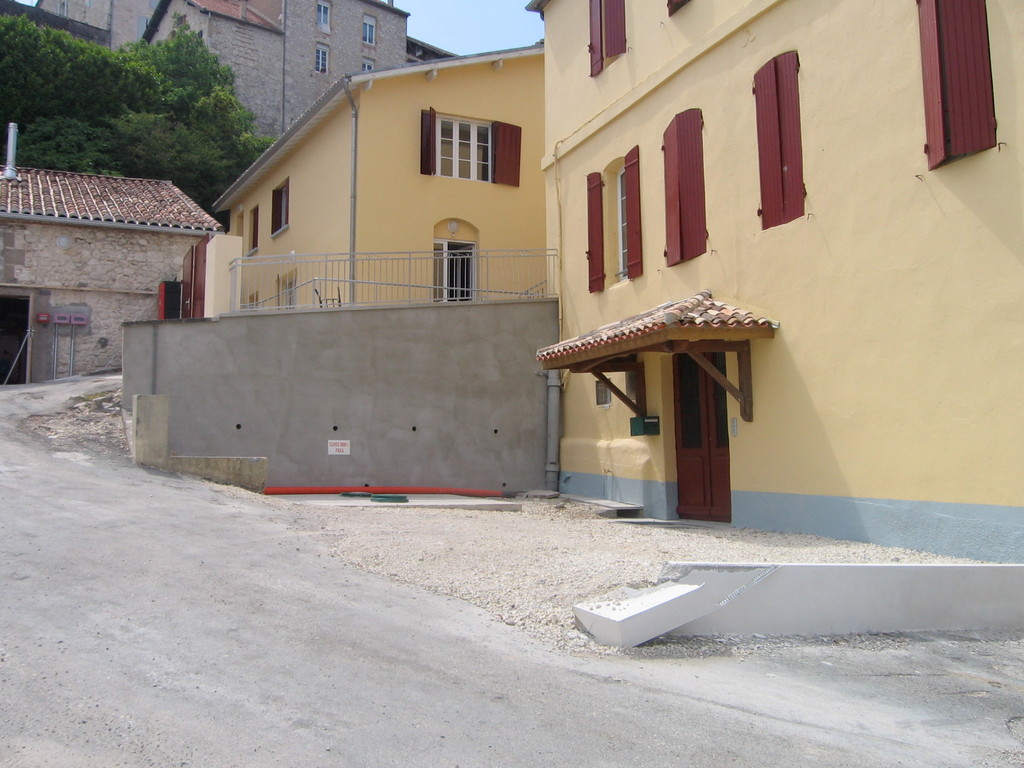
(341, 76, 359, 304)
(545, 370, 561, 491)
(279, 0, 288, 134)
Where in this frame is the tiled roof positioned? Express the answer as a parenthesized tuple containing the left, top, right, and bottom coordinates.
(537, 291, 777, 362)
(193, 0, 278, 29)
(0, 168, 221, 232)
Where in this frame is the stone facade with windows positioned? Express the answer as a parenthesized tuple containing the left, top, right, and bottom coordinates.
(32, 0, 449, 138)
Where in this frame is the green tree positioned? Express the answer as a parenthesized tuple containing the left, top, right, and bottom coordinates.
(1, 16, 270, 212)
(17, 117, 115, 174)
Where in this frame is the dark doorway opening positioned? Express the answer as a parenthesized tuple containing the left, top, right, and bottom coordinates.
(0, 295, 30, 384)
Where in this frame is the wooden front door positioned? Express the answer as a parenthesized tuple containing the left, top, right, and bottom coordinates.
(675, 352, 731, 522)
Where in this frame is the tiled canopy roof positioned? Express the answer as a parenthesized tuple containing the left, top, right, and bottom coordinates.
(537, 291, 777, 366)
(0, 168, 221, 232)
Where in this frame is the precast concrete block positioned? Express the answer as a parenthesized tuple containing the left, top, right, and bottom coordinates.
(574, 566, 777, 647)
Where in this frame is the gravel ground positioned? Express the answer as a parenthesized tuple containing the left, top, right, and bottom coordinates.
(20, 383, 981, 657)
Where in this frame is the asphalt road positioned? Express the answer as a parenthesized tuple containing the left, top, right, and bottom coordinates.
(2, 376, 1023, 767)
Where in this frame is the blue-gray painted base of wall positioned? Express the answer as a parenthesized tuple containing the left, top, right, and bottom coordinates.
(559, 471, 677, 520)
(559, 471, 1024, 562)
(734, 492, 1024, 564)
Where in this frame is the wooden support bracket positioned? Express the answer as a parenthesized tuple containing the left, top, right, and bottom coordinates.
(686, 340, 754, 421)
(593, 371, 643, 417)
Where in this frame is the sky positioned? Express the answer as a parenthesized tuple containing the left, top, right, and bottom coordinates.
(395, 0, 545, 56)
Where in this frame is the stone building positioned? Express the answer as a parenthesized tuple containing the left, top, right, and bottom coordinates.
(0, 165, 220, 383)
(0, 0, 110, 45)
(33, 0, 450, 137)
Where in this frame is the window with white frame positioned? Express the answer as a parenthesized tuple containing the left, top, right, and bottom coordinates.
(616, 166, 628, 280)
(438, 117, 492, 182)
(421, 109, 521, 186)
(361, 58, 374, 72)
(433, 240, 476, 301)
(315, 44, 329, 74)
(316, 1, 330, 31)
(362, 14, 376, 45)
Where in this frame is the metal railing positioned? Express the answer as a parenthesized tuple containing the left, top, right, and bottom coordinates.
(228, 249, 558, 313)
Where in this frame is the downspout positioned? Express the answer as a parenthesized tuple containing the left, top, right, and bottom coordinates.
(545, 370, 561, 491)
(279, 0, 288, 134)
(341, 76, 359, 304)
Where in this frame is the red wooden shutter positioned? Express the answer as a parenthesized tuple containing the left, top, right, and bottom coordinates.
(624, 145, 643, 279)
(663, 109, 706, 266)
(191, 234, 208, 319)
(492, 121, 522, 187)
(754, 52, 803, 229)
(586, 172, 606, 293)
(918, 0, 946, 169)
(589, 0, 604, 76)
(420, 107, 436, 175)
(604, 0, 627, 59)
(775, 51, 804, 224)
(918, 0, 996, 169)
(181, 246, 194, 319)
(754, 59, 784, 229)
(942, 0, 996, 159)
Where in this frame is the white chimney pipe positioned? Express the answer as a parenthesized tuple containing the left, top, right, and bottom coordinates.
(3, 123, 18, 181)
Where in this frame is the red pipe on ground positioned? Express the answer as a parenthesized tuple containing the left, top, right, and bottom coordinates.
(264, 486, 506, 497)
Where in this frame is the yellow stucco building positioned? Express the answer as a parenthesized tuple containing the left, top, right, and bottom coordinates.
(210, 45, 547, 312)
(530, 0, 1024, 560)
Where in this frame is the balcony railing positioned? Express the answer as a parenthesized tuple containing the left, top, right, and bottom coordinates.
(228, 249, 558, 313)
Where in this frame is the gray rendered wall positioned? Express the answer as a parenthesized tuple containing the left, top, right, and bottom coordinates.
(123, 299, 559, 491)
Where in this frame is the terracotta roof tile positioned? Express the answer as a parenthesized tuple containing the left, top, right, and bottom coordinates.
(0, 168, 221, 232)
(537, 291, 777, 361)
(194, 0, 278, 29)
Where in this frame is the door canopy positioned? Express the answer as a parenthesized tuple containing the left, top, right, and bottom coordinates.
(537, 291, 777, 421)
(537, 291, 777, 370)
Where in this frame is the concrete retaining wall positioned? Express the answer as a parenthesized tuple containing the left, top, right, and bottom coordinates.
(123, 299, 559, 491)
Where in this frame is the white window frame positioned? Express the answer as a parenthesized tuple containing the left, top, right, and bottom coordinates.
(316, 1, 330, 31)
(315, 44, 329, 74)
(434, 240, 476, 302)
(362, 14, 376, 45)
(616, 166, 628, 280)
(437, 116, 492, 183)
(361, 58, 374, 72)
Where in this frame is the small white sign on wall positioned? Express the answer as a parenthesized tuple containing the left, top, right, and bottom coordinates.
(327, 440, 351, 456)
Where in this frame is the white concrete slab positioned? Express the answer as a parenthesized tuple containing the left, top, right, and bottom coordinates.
(660, 563, 1024, 638)
(573, 566, 776, 647)
(577, 562, 1024, 646)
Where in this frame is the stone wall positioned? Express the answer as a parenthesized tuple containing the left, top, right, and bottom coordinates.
(1, 0, 111, 45)
(0, 220, 205, 381)
(207, 15, 285, 136)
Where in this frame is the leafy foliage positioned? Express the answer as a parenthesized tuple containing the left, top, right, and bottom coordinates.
(0, 16, 271, 212)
